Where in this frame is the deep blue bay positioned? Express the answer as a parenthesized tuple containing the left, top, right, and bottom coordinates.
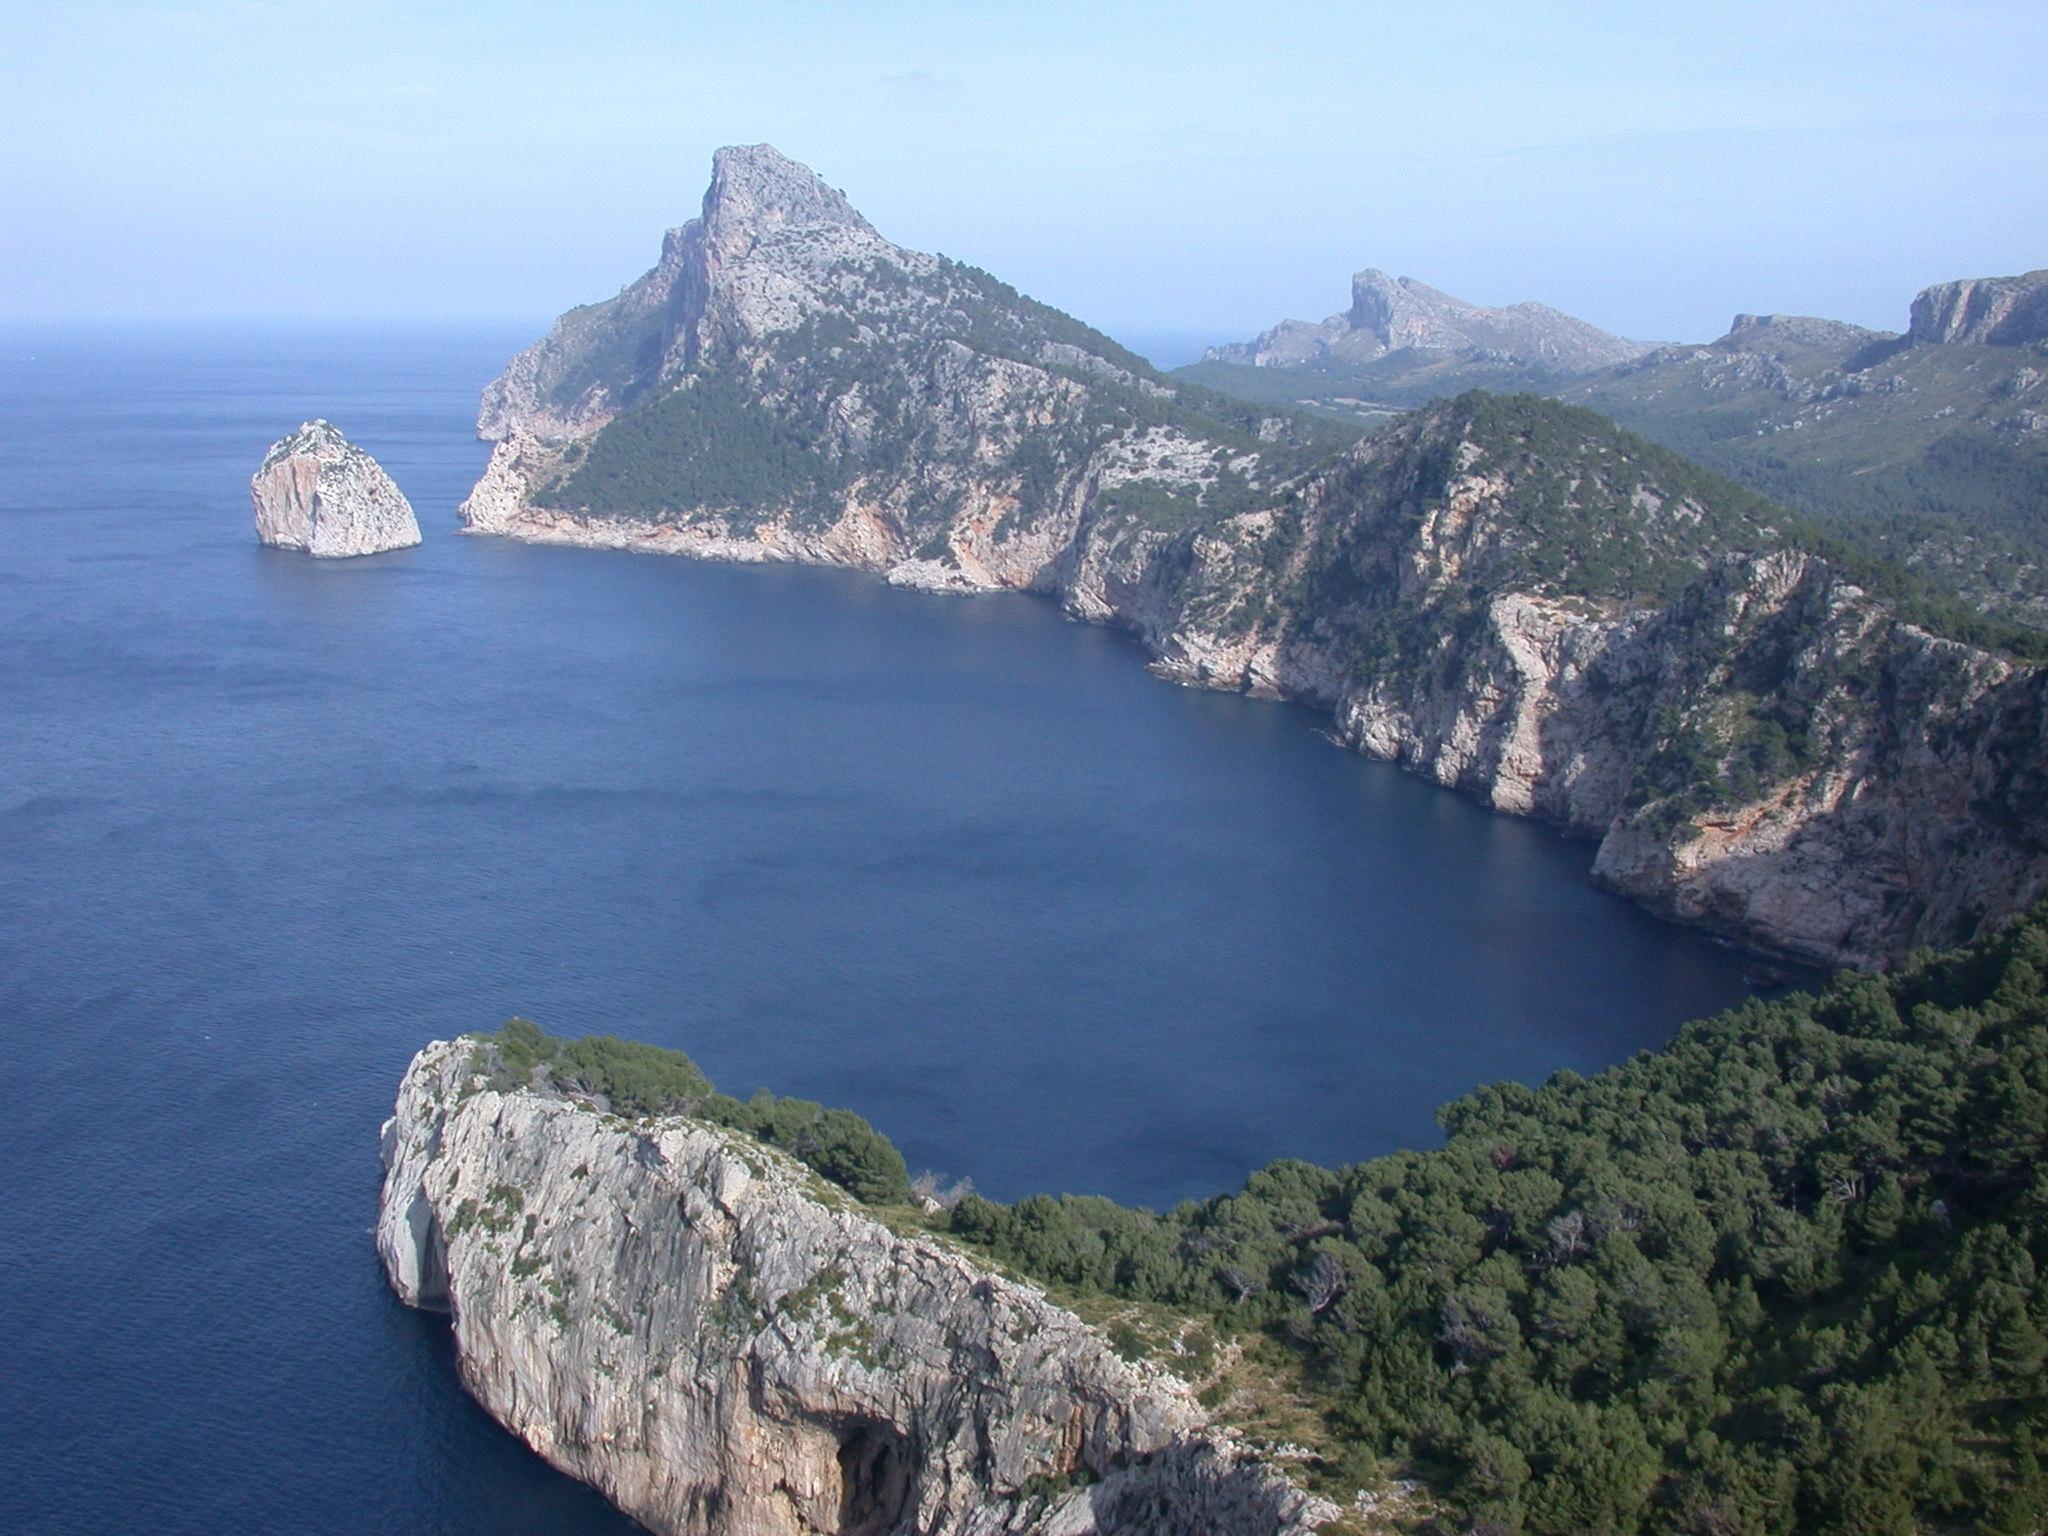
(0, 324, 1767, 1533)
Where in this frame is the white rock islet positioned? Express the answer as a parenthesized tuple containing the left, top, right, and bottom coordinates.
(251, 420, 421, 557)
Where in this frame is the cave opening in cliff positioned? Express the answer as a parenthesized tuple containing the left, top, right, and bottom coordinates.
(834, 1420, 911, 1536)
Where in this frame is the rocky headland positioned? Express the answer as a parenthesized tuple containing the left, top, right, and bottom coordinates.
(377, 1035, 1337, 1536)
(455, 145, 2048, 969)
(251, 420, 421, 557)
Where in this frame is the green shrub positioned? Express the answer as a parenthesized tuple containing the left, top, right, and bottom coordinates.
(471, 1020, 908, 1204)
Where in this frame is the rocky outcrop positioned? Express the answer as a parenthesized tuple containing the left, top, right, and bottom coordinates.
(377, 1038, 1335, 1536)
(1058, 404, 2048, 969)
(1720, 312, 1894, 352)
(1205, 269, 1655, 371)
(250, 421, 420, 557)
(1908, 269, 2048, 348)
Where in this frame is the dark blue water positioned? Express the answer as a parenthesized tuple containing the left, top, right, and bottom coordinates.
(0, 324, 1762, 1534)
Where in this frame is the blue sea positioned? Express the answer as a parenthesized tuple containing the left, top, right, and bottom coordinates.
(0, 323, 1764, 1533)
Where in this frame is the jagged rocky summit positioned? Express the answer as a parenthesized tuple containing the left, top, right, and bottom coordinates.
(377, 1036, 1335, 1536)
(250, 420, 420, 557)
(456, 143, 1355, 595)
(460, 146, 2048, 967)
(1201, 269, 1656, 372)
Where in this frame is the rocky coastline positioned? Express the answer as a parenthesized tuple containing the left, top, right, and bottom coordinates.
(377, 1036, 1339, 1536)
(452, 145, 2048, 970)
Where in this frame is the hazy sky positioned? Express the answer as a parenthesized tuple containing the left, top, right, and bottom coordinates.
(5, 1, 2045, 345)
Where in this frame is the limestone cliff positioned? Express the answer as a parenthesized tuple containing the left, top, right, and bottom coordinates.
(1907, 268, 2048, 349)
(460, 146, 2048, 968)
(1057, 396, 2048, 968)
(377, 1037, 1335, 1536)
(251, 420, 420, 557)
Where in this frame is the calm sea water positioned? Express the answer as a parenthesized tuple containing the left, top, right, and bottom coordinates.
(0, 324, 1764, 1533)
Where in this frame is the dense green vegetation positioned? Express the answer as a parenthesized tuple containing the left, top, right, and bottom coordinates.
(951, 908, 2048, 1534)
(541, 371, 842, 514)
(470, 907, 2048, 1533)
(478, 1017, 911, 1204)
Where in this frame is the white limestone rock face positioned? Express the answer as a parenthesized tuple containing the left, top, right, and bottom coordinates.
(250, 420, 421, 557)
(377, 1038, 1336, 1536)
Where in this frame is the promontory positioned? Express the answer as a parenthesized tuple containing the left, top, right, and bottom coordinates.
(376, 1031, 1336, 1536)
(457, 144, 2048, 969)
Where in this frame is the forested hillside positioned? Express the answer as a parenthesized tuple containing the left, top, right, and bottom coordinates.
(476, 903, 2048, 1534)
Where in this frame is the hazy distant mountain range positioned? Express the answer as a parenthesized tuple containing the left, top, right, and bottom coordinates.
(1203, 268, 1658, 373)
(1184, 268, 2048, 623)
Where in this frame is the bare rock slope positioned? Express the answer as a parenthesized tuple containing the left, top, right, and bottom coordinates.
(377, 1036, 1333, 1536)
(251, 420, 420, 557)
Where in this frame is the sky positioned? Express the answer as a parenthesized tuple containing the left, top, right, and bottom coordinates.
(4, 1, 2046, 347)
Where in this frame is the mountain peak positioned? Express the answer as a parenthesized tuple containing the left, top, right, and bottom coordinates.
(700, 144, 872, 239)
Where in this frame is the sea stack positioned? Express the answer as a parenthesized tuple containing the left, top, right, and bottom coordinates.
(250, 420, 421, 557)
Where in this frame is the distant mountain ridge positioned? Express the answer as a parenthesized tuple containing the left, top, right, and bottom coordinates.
(1204, 268, 1655, 372)
(1186, 267, 2048, 625)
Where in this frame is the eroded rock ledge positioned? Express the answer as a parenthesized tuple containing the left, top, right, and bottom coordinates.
(377, 1038, 1334, 1536)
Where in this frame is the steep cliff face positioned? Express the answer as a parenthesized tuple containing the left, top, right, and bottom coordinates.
(1057, 397, 2048, 968)
(1205, 269, 1654, 371)
(250, 420, 420, 557)
(1908, 268, 2048, 348)
(377, 1038, 1335, 1536)
(460, 146, 2048, 968)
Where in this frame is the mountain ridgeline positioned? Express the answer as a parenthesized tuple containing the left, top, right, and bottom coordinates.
(461, 145, 2048, 969)
(1186, 268, 2048, 627)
